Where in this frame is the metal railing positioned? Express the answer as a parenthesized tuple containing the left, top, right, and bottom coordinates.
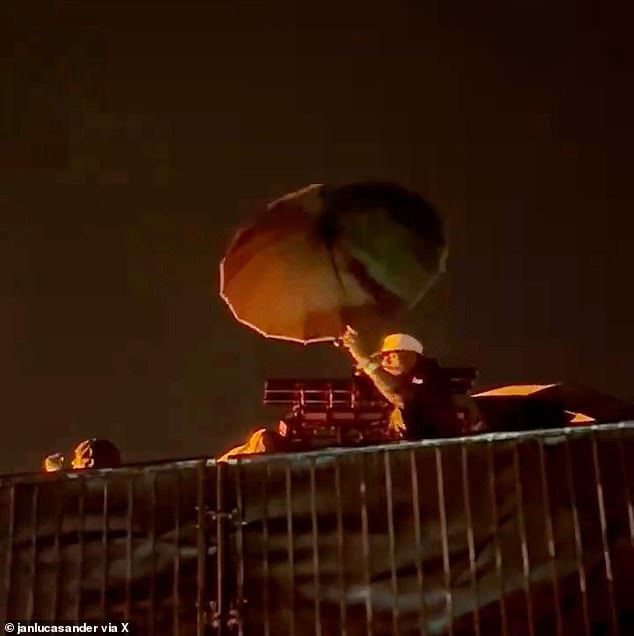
(1, 424, 633, 635)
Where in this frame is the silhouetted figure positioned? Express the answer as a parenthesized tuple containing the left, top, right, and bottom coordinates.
(71, 438, 121, 469)
(43, 438, 122, 472)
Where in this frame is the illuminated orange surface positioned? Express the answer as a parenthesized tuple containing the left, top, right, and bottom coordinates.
(474, 384, 557, 397)
(218, 427, 269, 462)
(567, 411, 595, 423)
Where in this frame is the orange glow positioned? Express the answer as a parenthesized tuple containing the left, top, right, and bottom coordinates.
(567, 411, 595, 424)
(43, 454, 64, 472)
(217, 428, 269, 462)
(474, 384, 557, 397)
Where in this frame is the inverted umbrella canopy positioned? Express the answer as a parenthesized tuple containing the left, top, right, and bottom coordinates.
(220, 181, 447, 343)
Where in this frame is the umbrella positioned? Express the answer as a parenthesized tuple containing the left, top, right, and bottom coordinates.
(219, 181, 447, 343)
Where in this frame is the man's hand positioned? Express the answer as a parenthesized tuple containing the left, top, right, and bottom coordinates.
(339, 325, 404, 406)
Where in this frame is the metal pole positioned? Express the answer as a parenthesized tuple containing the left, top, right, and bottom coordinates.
(216, 460, 228, 636)
(196, 460, 208, 636)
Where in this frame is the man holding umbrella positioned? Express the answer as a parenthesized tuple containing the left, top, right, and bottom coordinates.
(217, 180, 482, 457)
(339, 326, 483, 440)
(217, 326, 483, 461)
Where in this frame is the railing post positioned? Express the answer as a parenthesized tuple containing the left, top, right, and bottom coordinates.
(207, 460, 242, 634)
(195, 460, 209, 636)
(214, 461, 228, 636)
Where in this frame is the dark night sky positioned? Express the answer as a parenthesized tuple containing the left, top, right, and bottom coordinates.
(1, 1, 633, 474)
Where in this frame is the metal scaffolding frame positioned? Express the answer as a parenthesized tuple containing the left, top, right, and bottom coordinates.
(1, 423, 633, 635)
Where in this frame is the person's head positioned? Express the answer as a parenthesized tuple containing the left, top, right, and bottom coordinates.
(43, 453, 64, 472)
(377, 333, 424, 376)
(71, 438, 121, 470)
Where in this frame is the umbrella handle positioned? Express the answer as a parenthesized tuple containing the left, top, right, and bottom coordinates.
(334, 325, 358, 349)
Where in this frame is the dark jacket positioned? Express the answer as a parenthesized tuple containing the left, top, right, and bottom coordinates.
(398, 357, 464, 440)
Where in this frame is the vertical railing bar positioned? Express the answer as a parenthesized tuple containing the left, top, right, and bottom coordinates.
(26, 482, 39, 621)
(262, 463, 271, 636)
(536, 439, 563, 636)
(76, 476, 86, 621)
(172, 469, 182, 636)
(384, 450, 400, 635)
(148, 470, 157, 636)
(216, 460, 227, 636)
(2, 483, 16, 622)
(511, 443, 535, 636)
(434, 447, 453, 636)
(460, 445, 480, 636)
(333, 459, 347, 636)
(563, 436, 591, 636)
(51, 479, 64, 621)
(410, 449, 429, 636)
(124, 479, 134, 621)
(101, 477, 109, 619)
(486, 440, 508, 636)
(309, 458, 322, 636)
(285, 463, 296, 636)
(590, 432, 619, 636)
(359, 454, 373, 636)
(196, 460, 207, 636)
(617, 430, 634, 546)
(235, 461, 245, 636)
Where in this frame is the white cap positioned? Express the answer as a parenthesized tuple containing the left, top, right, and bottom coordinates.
(378, 333, 424, 355)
